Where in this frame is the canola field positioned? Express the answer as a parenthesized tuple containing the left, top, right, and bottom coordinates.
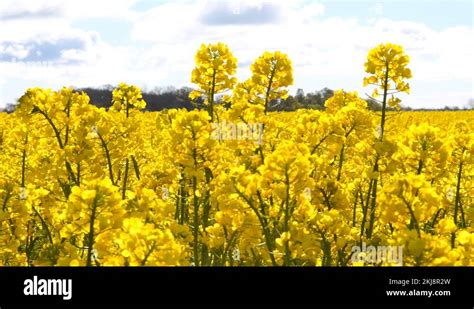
(0, 43, 472, 266)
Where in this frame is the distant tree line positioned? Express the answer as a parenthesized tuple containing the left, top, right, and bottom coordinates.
(78, 86, 384, 112)
(77, 85, 198, 111)
(1, 86, 472, 113)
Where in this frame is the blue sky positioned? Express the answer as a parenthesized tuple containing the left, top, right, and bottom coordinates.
(0, 0, 472, 109)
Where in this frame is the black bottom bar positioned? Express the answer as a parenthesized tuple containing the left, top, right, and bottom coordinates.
(0, 267, 472, 307)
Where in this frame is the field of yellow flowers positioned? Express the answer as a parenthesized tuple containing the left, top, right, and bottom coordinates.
(0, 43, 472, 266)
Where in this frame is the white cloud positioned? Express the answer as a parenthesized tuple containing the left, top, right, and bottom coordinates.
(0, 43, 30, 60)
(0, 0, 472, 109)
(0, 0, 63, 20)
(0, 0, 138, 20)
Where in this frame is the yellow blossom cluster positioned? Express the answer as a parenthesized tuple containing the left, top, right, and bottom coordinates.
(0, 42, 471, 266)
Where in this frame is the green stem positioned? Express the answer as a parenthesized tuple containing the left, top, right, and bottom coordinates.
(367, 172, 378, 239)
(36, 107, 77, 186)
(366, 62, 389, 239)
(264, 64, 277, 115)
(121, 158, 129, 200)
(131, 155, 141, 180)
(192, 175, 199, 266)
(401, 195, 421, 238)
(283, 170, 291, 266)
(360, 179, 373, 240)
(21, 134, 28, 187)
(98, 132, 115, 184)
(337, 144, 345, 181)
(256, 190, 278, 266)
(86, 196, 99, 267)
(352, 189, 359, 227)
(64, 96, 71, 146)
(454, 160, 465, 227)
(233, 182, 277, 266)
(32, 206, 53, 244)
(209, 69, 216, 122)
(141, 241, 156, 266)
(417, 159, 424, 175)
